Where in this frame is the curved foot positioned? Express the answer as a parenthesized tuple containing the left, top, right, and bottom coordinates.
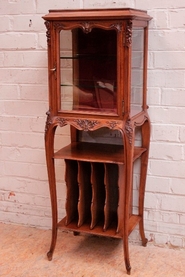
(73, 231, 80, 236)
(126, 264, 131, 275)
(142, 237, 148, 247)
(47, 250, 53, 261)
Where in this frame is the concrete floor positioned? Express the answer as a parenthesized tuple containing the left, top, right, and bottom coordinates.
(0, 222, 185, 277)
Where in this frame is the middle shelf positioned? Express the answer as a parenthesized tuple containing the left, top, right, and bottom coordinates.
(54, 142, 146, 164)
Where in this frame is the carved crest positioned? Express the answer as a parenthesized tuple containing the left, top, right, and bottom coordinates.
(81, 22, 93, 33)
(74, 119, 99, 131)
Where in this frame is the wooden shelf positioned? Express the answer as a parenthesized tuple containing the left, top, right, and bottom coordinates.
(54, 142, 146, 164)
(58, 214, 141, 239)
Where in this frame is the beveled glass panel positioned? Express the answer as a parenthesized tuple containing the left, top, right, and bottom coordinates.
(131, 28, 144, 116)
(60, 28, 117, 114)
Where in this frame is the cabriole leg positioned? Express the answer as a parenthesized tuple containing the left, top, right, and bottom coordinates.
(139, 119, 150, 247)
(45, 113, 58, 260)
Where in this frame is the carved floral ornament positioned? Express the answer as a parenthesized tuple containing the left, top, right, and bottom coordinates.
(45, 112, 124, 133)
(125, 20, 132, 47)
(125, 120, 133, 144)
(44, 21, 51, 45)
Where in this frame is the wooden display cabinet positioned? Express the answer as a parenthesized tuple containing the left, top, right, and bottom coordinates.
(43, 8, 152, 275)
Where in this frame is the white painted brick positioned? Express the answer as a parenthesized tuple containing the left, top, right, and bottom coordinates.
(179, 126, 185, 142)
(147, 87, 161, 106)
(135, 0, 185, 9)
(0, 52, 4, 67)
(0, 115, 44, 133)
(3, 51, 47, 68)
(2, 131, 44, 149)
(83, 0, 135, 9)
(150, 142, 183, 161)
(146, 176, 171, 194)
(152, 124, 179, 142)
(148, 70, 184, 88)
(0, 176, 49, 196)
(4, 161, 31, 178)
(27, 215, 52, 228)
(2, 100, 47, 117)
(179, 215, 185, 225)
(154, 52, 185, 69)
(0, 16, 12, 31)
(161, 89, 185, 107)
(149, 107, 185, 125)
(0, 68, 47, 85)
(0, 0, 36, 15)
(144, 221, 158, 233)
(162, 212, 179, 224)
(168, 236, 183, 248)
(151, 10, 169, 29)
(147, 210, 163, 222)
(150, 160, 185, 178)
(149, 30, 185, 51)
(169, 9, 185, 28)
(161, 195, 185, 213)
(0, 33, 37, 49)
(0, 85, 20, 100)
(33, 195, 51, 207)
(19, 85, 47, 101)
(153, 233, 169, 246)
(37, 33, 47, 50)
(170, 178, 185, 195)
(157, 221, 185, 237)
(1, 147, 46, 165)
(29, 163, 48, 181)
(37, 0, 81, 13)
(144, 192, 162, 210)
(11, 15, 45, 32)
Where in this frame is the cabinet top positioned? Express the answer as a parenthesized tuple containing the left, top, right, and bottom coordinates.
(43, 8, 152, 21)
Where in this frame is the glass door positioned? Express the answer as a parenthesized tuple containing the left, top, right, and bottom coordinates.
(60, 27, 118, 115)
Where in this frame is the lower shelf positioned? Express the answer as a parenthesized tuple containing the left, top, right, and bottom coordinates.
(58, 215, 141, 239)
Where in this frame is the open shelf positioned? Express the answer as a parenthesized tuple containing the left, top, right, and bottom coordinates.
(58, 215, 141, 239)
(54, 142, 146, 164)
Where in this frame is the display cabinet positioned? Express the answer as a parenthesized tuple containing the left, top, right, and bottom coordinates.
(43, 8, 152, 275)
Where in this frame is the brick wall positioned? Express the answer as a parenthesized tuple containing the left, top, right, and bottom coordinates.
(0, 0, 185, 248)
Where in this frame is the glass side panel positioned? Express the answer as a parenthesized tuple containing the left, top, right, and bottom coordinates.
(60, 28, 117, 114)
(131, 28, 144, 116)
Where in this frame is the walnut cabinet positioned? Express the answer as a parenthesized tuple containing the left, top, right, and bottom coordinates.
(43, 8, 152, 275)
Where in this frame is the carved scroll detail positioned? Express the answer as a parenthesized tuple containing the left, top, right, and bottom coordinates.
(110, 22, 122, 32)
(55, 117, 67, 127)
(45, 110, 52, 134)
(53, 22, 65, 30)
(125, 20, 132, 47)
(73, 119, 99, 131)
(125, 120, 133, 144)
(134, 115, 148, 127)
(44, 21, 51, 46)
